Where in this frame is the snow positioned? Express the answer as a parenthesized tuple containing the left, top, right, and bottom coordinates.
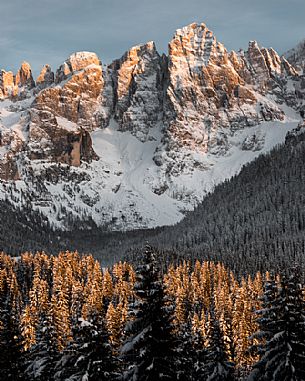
(56, 116, 79, 132)
(69, 51, 99, 61)
(121, 326, 150, 354)
(0, 98, 32, 159)
(0, 98, 301, 231)
(50, 109, 299, 230)
(88, 119, 183, 229)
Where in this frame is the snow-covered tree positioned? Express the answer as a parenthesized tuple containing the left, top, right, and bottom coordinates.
(23, 312, 58, 381)
(249, 270, 305, 381)
(199, 302, 235, 381)
(121, 245, 177, 380)
(53, 316, 118, 381)
(0, 262, 24, 380)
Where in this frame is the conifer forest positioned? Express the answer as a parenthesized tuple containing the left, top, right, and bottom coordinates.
(1, 247, 305, 380)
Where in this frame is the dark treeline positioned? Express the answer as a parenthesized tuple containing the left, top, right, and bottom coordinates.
(0, 248, 305, 380)
(0, 199, 60, 255)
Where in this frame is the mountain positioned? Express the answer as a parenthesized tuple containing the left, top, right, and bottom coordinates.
(0, 22, 304, 233)
(285, 38, 305, 74)
(58, 122, 305, 273)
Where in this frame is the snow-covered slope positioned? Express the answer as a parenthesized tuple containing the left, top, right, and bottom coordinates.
(0, 22, 304, 231)
(0, 103, 300, 231)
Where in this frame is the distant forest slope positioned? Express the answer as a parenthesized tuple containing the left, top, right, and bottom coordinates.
(147, 128, 305, 274)
(0, 200, 59, 255)
(2, 127, 305, 275)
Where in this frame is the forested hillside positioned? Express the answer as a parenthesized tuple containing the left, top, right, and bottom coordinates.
(143, 127, 305, 275)
(0, 199, 59, 255)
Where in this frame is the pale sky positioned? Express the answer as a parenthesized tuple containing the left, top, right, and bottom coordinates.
(1, 0, 304, 77)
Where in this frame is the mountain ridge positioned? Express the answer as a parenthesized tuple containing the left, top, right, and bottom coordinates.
(0, 22, 304, 232)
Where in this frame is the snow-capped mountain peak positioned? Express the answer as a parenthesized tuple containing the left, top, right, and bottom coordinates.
(0, 22, 304, 231)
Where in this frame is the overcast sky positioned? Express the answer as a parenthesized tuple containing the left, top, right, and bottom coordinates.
(1, 0, 304, 77)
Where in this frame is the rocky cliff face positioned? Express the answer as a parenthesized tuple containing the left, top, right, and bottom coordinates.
(0, 22, 304, 230)
(164, 23, 295, 148)
(110, 41, 164, 141)
(35, 52, 105, 131)
(36, 64, 55, 90)
(15, 61, 35, 90)
(28, 108, 98, 166)
(0, 70, 16, 99)
(154, 23, 296, 175)
(0, 54, 103, 181)
(0, 62, 35, 100)
(285, 40, 305, 116)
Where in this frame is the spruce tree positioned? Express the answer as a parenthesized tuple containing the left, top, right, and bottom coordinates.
(249, 270, 305, 381)
(54, 316, 117, 381)
(0, 266, 24, 380)
(121, 245, 176, 380)
(23, 312, 58, 381)
(199, 302, 235, 381)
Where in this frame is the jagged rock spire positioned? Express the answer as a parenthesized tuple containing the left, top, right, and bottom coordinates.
(15, 61, 35, 89)
(55, 51, 101, 83)
(36, 64, 54, 89)
(110, 41, 164, 141)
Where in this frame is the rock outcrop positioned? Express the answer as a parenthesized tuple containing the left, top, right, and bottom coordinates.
(34, 52, 105, 131)
(15, 61, 35, 89)
(110, 41, 164, 141)
(0, 70, 16, 99)
(0, 62, 35, 99)
(36, 64, 54, 89)
(0, 131, 23, 180)
(160, 23, 286, 163)
(55, 51, 101, 83)
(28, 108, 98, 166)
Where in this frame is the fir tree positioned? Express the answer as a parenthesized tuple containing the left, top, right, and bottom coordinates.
(0, 265, 24, 380)
(121, 245, 176, 380)
(199, 301, 235, 381)
(54, 316, 118, 381)
(249, 270, 305, 381)
(23, 312, 58, 381)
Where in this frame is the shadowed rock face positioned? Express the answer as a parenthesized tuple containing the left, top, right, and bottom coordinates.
(36, 64, 55, 89)
(28, 108, 98, 166)
(110, 41, 164, 141)
(0, 111, 28, 181)
(285, 39, 305, 74)
(0, 132, 23, 180)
